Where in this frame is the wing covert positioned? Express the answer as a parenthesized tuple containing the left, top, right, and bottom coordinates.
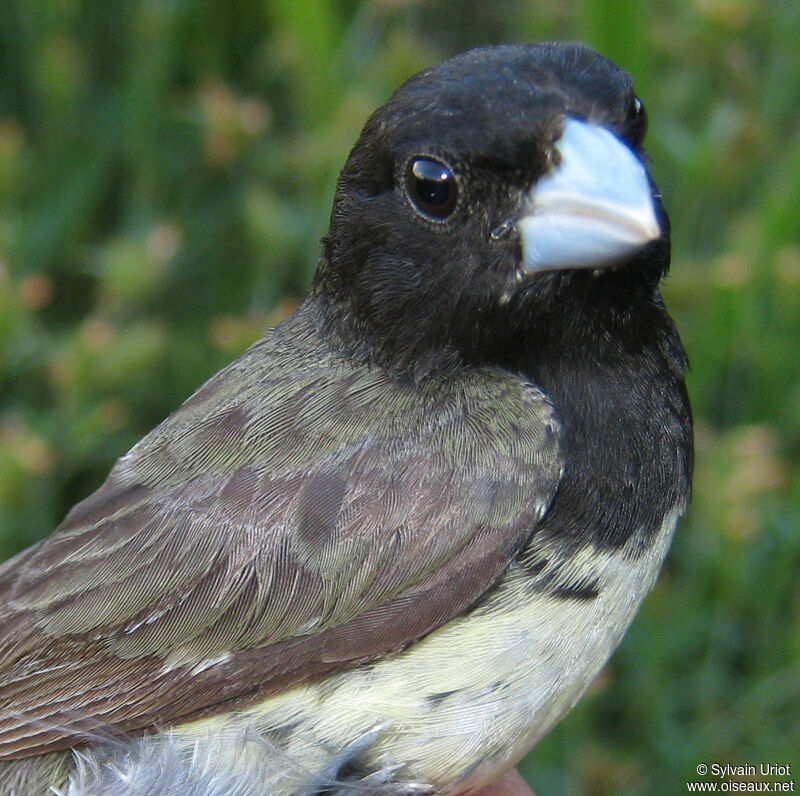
(0, 310, 563, 757)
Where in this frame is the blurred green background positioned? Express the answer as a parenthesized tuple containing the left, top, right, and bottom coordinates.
(0, 0, 798, 793)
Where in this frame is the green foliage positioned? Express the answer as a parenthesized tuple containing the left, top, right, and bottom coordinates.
(1, 0, 798, 792)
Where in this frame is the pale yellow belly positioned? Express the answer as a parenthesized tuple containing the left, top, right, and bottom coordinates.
(171, 507, 679, 795)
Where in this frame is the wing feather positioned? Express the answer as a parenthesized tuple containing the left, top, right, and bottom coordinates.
(0, 308, 563, 757)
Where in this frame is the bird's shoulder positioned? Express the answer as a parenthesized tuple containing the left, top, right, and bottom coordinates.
(0, 302, 563, 758)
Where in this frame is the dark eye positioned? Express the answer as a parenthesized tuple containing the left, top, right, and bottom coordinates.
(405, 157, 458, 220)
(625, 95, 647, 145)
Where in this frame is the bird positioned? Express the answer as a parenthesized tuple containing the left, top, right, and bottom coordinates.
(0, 42, 692, 796)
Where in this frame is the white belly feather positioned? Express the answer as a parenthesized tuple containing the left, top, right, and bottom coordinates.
(63, 506, 680, 796)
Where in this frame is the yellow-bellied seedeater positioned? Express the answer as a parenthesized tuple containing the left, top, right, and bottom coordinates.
(0, 42, 692, 796)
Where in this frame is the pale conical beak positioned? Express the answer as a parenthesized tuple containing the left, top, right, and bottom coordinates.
(518, 117, 661, 274)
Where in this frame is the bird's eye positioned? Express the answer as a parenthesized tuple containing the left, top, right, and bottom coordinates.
(405, 157, 458, 220)
(625, 95, 647, 145)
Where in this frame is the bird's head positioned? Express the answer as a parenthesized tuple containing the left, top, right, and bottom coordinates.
(314, 42, 670, 377)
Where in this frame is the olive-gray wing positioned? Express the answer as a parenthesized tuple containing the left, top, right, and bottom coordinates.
(0, 345, 562, 758)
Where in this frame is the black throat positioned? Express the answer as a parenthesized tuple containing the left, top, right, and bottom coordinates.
(507, 268, 694, 556)
(313, 258, 693, 556)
